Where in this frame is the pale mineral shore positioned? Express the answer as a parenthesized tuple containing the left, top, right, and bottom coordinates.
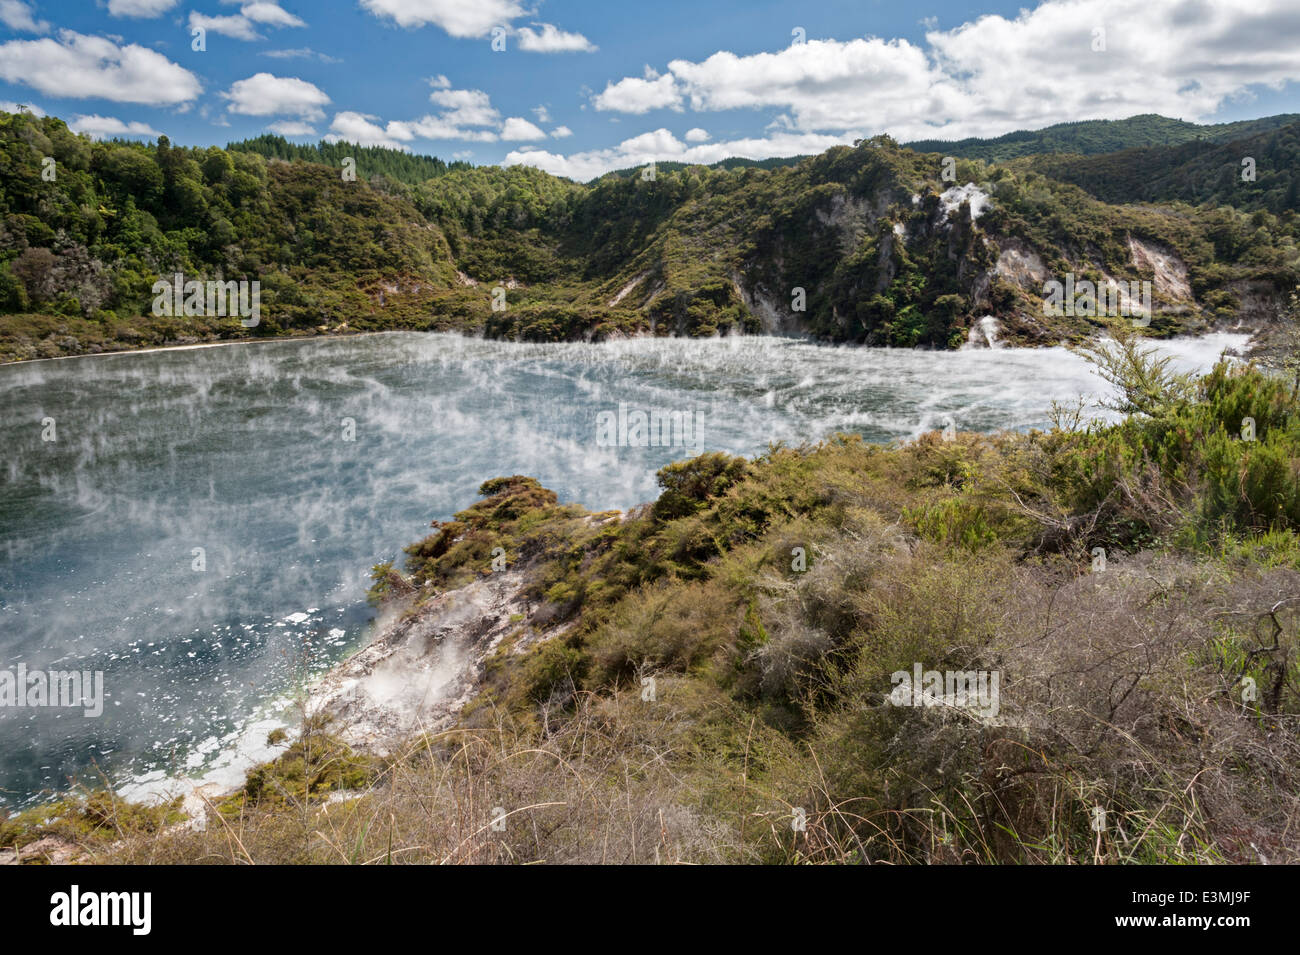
(0, 561, 576, 863)
(169, 550, 580, 828)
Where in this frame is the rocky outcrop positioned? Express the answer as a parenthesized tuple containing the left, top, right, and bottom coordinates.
(993, 238, 1051, 288)
(305, 568, 566, 751)
(1127, 236, 1192, 301)
(0, 835, 83, 865)
(733, 271, 809, 337)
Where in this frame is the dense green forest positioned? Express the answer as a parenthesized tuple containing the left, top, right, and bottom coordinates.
(1023, 121, 1300, 215)
(2, 108, 1298, 362)
(226, 133, 474, 185)
(907, 112, 1300, 162)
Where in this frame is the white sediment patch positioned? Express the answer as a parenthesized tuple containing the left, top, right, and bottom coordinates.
(964, 315, 1001, 349)
(117, 710, 294, 806)
(939, 183, 990, 221)
(304, 568, 552, 749)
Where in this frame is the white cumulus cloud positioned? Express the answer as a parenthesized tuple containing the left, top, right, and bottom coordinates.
(267, 119, 316, 136)
(428, 87, 500, 126)
(590, 0, 1300, 143)
(593, 67, 682, 114)
(505, 128, 847, 181)
(69, 114, 162, 140)
(390, 115, 498, 142)
(325, 110, 410, 149)
(0, 30, 201, 105)
(189, 13, 263, 41)
(515, 23, 596, 53)
(0, 100, 45, 116)
(191, 4, 306, 42)
(0, 0, 49, 32)
(501, 116, 547, 140)
(359, 0, 525, 37)
(240, 2, 306, 27)
(223, 72, 330, 120)
(261, 47, 339, 62)
(107, 0, 177, 16)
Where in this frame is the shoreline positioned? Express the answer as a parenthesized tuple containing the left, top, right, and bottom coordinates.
(0, 321, 1263, 368)
(109, 567, 545, 816)
(0, 328, 386, 367)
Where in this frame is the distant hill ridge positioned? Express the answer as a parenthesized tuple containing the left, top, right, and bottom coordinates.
(904, 113, 1300, 161)
(227, 113, 1300, 198)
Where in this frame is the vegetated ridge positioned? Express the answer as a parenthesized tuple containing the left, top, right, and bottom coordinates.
(2, 109, 1298, 362)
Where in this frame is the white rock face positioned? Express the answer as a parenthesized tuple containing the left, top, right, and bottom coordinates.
(939, 183, 990, 221)
(305, 558, 583, 751)
(964, 315, 1002, 349)
(608, 269, 650, 307)
(994, 238, 1050, 287)
(1127, 236, 1192, 301)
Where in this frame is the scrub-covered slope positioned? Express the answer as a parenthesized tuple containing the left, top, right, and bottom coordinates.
(2, 110, 1299, 362)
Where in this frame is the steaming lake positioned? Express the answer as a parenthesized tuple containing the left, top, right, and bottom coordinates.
(0, 330, 1249, 805)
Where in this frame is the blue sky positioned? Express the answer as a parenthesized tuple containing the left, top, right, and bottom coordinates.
(2, 0, 1299, 180)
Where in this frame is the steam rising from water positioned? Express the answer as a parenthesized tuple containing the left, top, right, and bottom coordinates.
(0, 331, 1247, 804)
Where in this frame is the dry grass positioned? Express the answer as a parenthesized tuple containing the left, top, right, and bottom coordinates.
(101, 681, 767, 865)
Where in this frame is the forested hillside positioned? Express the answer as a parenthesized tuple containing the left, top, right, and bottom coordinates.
(2, 109, 1298, 362)
(906, 113, 1300, 161)
(226, 134, 474, 185)
(1024, 121, 1300, 215)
